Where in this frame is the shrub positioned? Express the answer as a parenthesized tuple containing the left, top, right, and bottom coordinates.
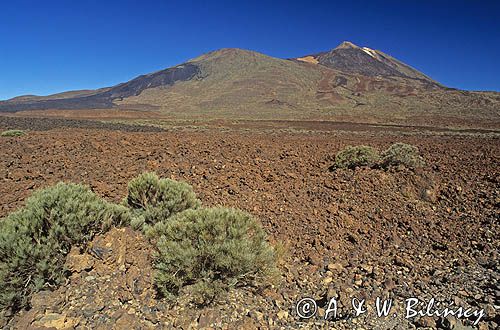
(0, 183, 130, 312)
(334, 145, 380, 169)
(125, 172, 200, 230)
(149, 207, 277, 305)
(1, 130, 25, 137)
(381, 143, 425, 169)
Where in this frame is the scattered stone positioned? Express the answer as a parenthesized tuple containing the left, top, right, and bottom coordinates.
(415, 316, 436, 328)
(32, 313, 79, 330)
(1, 129, 498, 330)
(65, 250, 94, 273)
(277, 310, 289, 320)
(327, 263, 344, 273)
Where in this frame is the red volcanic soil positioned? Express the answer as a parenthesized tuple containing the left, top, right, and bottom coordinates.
(1, 118, 498, 329)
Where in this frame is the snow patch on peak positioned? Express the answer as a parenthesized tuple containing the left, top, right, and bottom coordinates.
(362, 47, 377, 58)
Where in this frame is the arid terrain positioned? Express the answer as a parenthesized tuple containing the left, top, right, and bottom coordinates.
(0, 115, 498, 329)
(0, 37, 498, 330)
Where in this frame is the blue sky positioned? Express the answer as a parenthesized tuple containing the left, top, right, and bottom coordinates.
(0, 0, 499, 100)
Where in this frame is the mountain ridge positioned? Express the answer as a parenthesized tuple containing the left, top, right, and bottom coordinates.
(295, 41, 440, 86)
(0, 42, 449, 105)
(1, 42, 498, 129)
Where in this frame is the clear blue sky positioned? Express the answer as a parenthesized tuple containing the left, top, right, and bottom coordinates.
(1, 0, 499, 100)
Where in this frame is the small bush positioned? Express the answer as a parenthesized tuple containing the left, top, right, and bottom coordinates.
(150, 207, 277, 305)
(334, 145, 380, 169)
(125, 172, 200, 230)
(1, 130, 25, 137)
(0, 183, 130, 312)
(381, 143, 425, 169)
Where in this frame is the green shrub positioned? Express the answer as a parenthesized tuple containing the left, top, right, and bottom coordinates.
(125, 172, 200, 230)
(149, 207, 277, 305)
(1, 130, 25, 137)
(381, 143, 425, 169)
(334, 145, 380, 169)
(0, 183, 130, 312)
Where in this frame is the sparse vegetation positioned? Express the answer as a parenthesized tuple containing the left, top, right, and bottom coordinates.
(333, 143, 425, 170)
(125, 172, 201, 231)
(0, 183, 130, 312)
(334, 145, 380, 169)
(1, 129, 25, 137)
(0, 172, 276, 314)
(149, 207, 278, 306)
(381, 143, 425, 169)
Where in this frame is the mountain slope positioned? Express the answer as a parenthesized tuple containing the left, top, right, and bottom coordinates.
(296, 41, 440, 87)
(0, 42, 498, 128)
(116, 48, 325, 116)
(0, 64, 201, 111)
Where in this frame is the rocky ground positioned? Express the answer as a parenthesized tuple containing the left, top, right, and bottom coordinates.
(0, 116, 164, 132)
(0, 119, 498, 329)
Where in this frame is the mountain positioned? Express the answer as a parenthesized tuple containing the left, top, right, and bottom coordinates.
(295, 41, 439, 85)
(0, 64, 201, 111)
(1, 42, 498, 128)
